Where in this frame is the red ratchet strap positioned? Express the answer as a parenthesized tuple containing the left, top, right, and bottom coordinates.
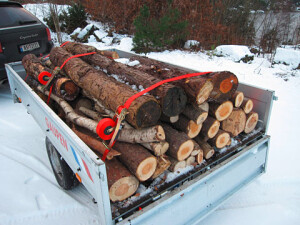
(99, 71, 212, 162)
(118, 71, 212, 113)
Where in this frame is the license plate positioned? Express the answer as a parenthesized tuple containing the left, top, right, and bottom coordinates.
(20, 42, 40, 52)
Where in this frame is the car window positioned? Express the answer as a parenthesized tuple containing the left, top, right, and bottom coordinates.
(0, 6, 39, 28)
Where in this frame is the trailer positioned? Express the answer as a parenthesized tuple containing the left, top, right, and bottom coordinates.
(5, 49, 275, 225)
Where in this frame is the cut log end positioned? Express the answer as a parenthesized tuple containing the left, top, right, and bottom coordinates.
(135, 100, 161, 128)
(233, 91, 244, 108)
(109, 176, 139, 202)
(169, 159, 186, 172)
(186, 156, 196, 166)
(221, 108, 246, 136)
(162, 86, 187, 117)
(187, 120, 202, 138)
(196, 111, 208, 124)
(157, 125, 166, 141)
(196, 80, 214, 104)
(151, 155, 171, 179)
(215, 101, 233, 121)
(177, 140, 194, 161)
(244, 112, 259, 133)
(208, 120, 220, 138)
(242, 99, 254, 114)
(196, 150, 204, 164)
(215, 132, 230, 149)
(204, 149, 215, 160)
(136, 157, 157, 181)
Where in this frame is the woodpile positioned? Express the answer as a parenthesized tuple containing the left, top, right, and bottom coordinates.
(22, 42, 259, 203)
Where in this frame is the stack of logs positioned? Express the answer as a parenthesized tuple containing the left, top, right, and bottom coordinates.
(22, 42, 259, 203)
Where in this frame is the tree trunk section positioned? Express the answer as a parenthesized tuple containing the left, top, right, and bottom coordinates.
(129, 55, 214, 105)
(54, 77, 80, 101)
(141, 142, 169, 156)
(208, 129, 230, 149)
(63, 42, 187, 117)
(241, 97, 253, 114)
(244, 112, 259, 134)
(200, 116, 220, 139)
(230, 91, 244, 108)
(196, 150, 204, 164)
(182, 104, 208, 124)
(221, 108, 246, 136)
(151, 155, 171, 179)
(161, 123, 194, 161)
(169, 157, 186, 172)
(173, 115, 202, 138)
(194, 137, 215, 160)
(113, 142, 157, 181)
(105, 158, 139, 202)
(209, 101, 233, 121)
(49, 47, 161, 128)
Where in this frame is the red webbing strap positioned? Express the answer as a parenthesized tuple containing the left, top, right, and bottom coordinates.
(101, 149, 110, 161)
(47, 84, 53, 105)
(59, 51, 96, 70)
(60, 41, 70, 48)
(120, 71, 212, 112)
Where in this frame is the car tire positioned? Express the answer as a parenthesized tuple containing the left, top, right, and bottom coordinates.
(45, 137, 79, 190)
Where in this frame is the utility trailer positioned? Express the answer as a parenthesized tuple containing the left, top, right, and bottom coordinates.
(5, 49, 275, 225)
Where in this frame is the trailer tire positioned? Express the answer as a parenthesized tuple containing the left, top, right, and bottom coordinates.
(45, 137, 79, 190)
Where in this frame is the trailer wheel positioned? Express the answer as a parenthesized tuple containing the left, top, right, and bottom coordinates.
(45, 137, 79, 190)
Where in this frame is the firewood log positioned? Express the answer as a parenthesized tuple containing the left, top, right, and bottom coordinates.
(49, 47, 161, 129)
(196, 150, 204, 164)
(207, 129, 230, 149)
(62, 42, 187, 117)
(200, 116, 220, 139)
(241, 97, 253, 114)
(161, 123, 194, 161)
(244, 112, 259, 133)
(106, 158, 139, 202)
(113, 142, 157, 182)
(182, 104, 208, 124)
(141, 142, 169, 156)
(71, 126, 120, 160)
(230, 91, 244, 108)
(129, 55, 214, 105)
(209, 101, 233, 121)
(191, 140, 201, 156)
(99, 50, 119, 59)
(173, 115, 202, 138)
(22, 54, 52, 80)
(169, 157, 186, 172)
(54, 77, 80, 101)
(221, 108, 246, 136)
(194, 137, 215, 160)
(151, 155, 171, 179)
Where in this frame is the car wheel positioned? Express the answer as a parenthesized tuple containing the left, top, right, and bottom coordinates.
(45, 137, 79, 190)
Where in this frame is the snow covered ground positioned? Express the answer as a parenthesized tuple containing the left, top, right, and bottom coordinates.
(1, 3, 300, 225)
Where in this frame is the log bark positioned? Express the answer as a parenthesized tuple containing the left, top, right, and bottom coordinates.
(182, 104, 208, 124)
(22, 54, 52, 80)
(230, 91, 244, 108)
(141, 142, 169, 156)
(162, 123, 194, 161)
(200, 116, 220, 139)
(129, 55, 214, 105)
(208, 129, 230, 149)
(209, 101, 233, 121)
(49, 47, 161, 128)
(194, 137, 215, 160)
(105, 158, 139, 202)
(113, 142, 157, 181)
(241, 97, 253, 114)
(63, 42, 187, 117)
(151, 155, 171, 179)
(221, 108, 246, 136)
(173, 115, 202, 138)
(169, 157, 186, 172)
(54, 77, 80, 101)
(244, 112, 259, 134)
(71, 126, 120, 160)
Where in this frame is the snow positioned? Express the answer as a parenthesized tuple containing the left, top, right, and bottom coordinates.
(1, 3, 300, 225)
(184, 40, 200, 49)
(215, 45, 254, 62)
(77, 24, 94, 39)
(70, 27, 81, 36)
(274, 48, 300, 69)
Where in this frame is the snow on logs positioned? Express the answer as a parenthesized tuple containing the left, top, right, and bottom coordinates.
(49, 47, 161, 129)
(62, 42, 187, 117)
